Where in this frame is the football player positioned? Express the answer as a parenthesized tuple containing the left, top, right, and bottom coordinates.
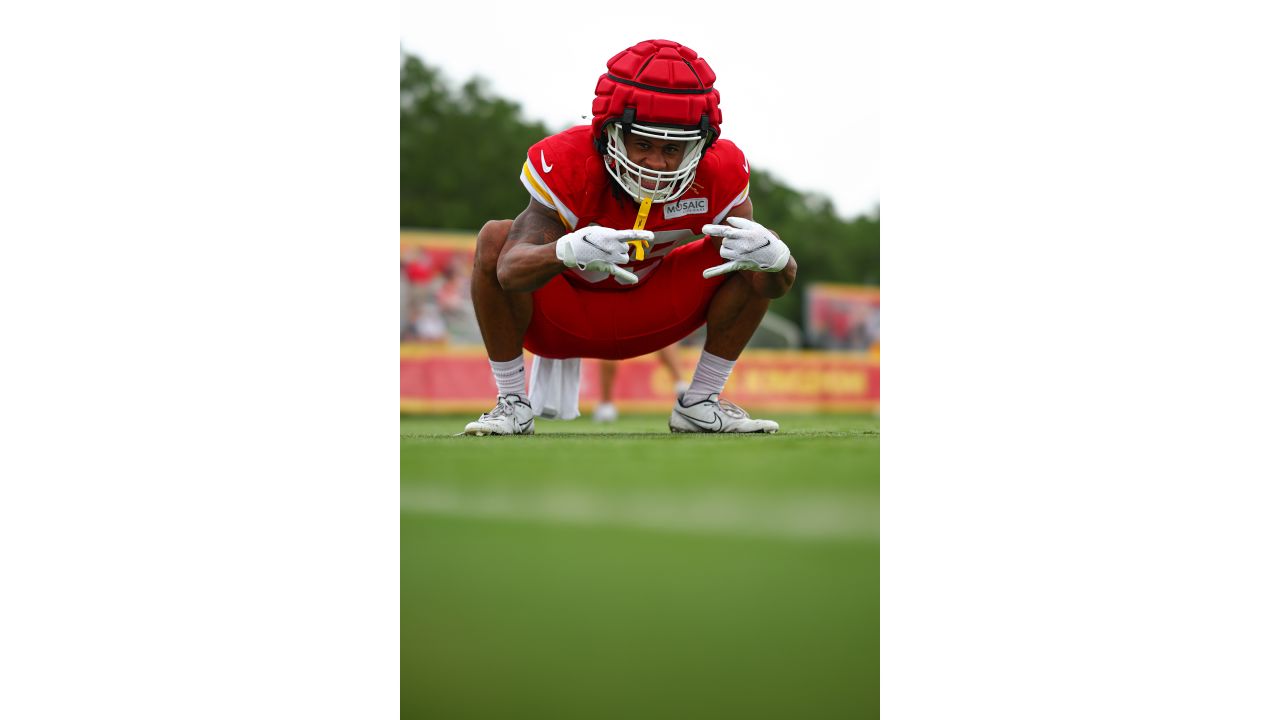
(464, 39, 797, 435)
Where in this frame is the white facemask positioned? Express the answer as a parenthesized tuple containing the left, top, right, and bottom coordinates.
(603, 122, 708, 204)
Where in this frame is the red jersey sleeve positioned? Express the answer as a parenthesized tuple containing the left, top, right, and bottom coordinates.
(696, 139, 752, 223)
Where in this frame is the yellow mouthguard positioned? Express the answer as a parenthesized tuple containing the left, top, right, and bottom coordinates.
(628, 197, 653, 260)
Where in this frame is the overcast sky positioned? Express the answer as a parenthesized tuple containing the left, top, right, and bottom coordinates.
(400, 0, 879, 219)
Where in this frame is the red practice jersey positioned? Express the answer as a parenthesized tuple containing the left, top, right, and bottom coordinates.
(519, 125, 750, 289)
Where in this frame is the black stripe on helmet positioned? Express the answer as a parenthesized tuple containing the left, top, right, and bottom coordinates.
(605, 73, 714, 95)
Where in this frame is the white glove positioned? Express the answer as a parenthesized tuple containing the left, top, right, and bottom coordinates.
(555, 226, 653, 285)
(701, 217, 791, 278)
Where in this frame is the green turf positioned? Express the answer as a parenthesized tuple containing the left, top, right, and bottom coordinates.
(402, 413, 879, 719)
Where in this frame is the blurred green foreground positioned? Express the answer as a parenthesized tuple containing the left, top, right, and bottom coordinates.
(402, 414, 880, 719)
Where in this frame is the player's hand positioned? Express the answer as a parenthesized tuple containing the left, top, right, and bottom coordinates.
(701, 217, 791, 278)
(555, 226, 653, 285)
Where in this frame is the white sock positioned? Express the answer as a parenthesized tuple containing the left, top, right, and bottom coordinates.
(489, 356, 527, 398)
(684, 351, 735, 403)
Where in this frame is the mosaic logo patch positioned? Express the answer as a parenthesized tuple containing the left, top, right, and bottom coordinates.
(663, 197, 709, 220)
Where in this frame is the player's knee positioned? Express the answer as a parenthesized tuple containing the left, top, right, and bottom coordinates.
(726, 272, 765, 299)
(746, 265, 796, 300)
(474, 220, 512, 275)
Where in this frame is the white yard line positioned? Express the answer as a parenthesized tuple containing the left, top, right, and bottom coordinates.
(401, 484, 878, 543)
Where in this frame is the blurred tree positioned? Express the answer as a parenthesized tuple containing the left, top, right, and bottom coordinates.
(401, 50, 551, 229)
(400, 51, 879, 326)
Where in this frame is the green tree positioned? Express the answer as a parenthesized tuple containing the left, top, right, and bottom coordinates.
(401, 51, 551, 229)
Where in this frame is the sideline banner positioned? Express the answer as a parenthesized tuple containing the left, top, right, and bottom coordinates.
(401, 344, 879, 414)
(806, 283, 880, 354)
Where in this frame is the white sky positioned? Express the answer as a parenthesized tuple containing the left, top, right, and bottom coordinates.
(400, 0, 879, 219)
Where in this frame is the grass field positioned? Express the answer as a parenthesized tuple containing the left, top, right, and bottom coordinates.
(402, 412, 880, 719)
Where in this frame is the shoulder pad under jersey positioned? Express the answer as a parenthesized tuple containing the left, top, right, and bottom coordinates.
(519, 126, 604, 230)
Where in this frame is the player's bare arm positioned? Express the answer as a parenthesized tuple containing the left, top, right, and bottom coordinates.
(495, 199, 572, 292)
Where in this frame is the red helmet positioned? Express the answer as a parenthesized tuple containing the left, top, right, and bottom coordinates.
(591, 39, 722, 203)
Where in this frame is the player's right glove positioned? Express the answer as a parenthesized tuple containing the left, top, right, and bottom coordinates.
(555, 226, 653, 285)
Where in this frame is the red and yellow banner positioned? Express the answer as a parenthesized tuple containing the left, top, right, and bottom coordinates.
(401, 344, 879, 414)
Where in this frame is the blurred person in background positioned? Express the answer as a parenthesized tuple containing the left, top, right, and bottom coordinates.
(402, 247, 435, 312)
(431, 252, 475, 340)
(463, 39, 797, 435)
(401, 247, 441, 341)
(593, 345, 690, 423)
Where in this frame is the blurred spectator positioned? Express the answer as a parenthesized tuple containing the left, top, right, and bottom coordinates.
(594, 345, 689, 423)
(401, 246, 483, 344)
(431, 253, 482, 344)
(403, 247, 435, 303)
(402, 247, 443, 341)
(434, 254, 468, 319)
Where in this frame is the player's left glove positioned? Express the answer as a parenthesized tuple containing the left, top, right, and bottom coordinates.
(701, 217, 791, 278)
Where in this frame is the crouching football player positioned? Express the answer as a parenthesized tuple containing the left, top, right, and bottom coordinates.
(464, 38, 797, 435)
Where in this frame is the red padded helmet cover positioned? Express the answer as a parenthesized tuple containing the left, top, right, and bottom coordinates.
(591, 39, 721, 149)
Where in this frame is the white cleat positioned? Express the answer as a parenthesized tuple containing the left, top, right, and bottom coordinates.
(592, 402, 619, 423)
(463, 394, 535, 436)
(668, 394, 779, 434)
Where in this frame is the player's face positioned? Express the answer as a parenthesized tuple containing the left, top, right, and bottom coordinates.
(622, 132, 688, 184)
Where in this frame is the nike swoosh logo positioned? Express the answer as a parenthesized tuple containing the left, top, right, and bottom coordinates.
(541, 150, 553, 173)
(676, 409, 722, 431)
(743, 161, 749, 174)
(583, 237, 611, 253)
